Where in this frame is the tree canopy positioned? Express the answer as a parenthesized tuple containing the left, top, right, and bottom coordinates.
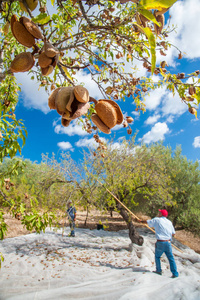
(0, 0, 199, 162)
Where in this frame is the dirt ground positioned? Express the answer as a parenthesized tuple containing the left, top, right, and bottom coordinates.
(3, 209, 200, 254)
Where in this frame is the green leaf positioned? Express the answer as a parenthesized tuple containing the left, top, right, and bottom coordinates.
(20, 203, 26, 214)
(59, 23, 63, 35)
(32, 13, 51, 25)
(110, 51, 114, 60)
(138, 8, 160, 26)
(0, 252, 4, 268)
(194, 89, 200, 105)
(25, 215, 36, 222)
(134, 24, 156, 74)
(62, 66, 73, 81)
(139, 0, 177, 10)
(37, 217, 41, 228)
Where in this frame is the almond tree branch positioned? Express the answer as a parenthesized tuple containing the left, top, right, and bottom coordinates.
(57, 62, 75, 85)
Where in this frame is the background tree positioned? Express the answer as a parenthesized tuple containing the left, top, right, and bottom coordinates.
(79, 137, 173, 244)
(178, 184, 200, 236)
(163, 146, 200, 231)
(131, 143, 200, 234)
(42, 151, 105, 225)
(0, 157, 61, 236)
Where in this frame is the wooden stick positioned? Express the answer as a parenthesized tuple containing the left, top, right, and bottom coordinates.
(98, 180, 183, 253)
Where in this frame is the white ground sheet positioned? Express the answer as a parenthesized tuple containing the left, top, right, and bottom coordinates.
(0, 227, 200, 300)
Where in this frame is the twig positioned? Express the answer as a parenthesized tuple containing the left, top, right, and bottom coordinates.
(0, 189, 12, 206)
(57, 62, 75, 85)
(21, 0, 34, 18)
(59, 61, 90, 70)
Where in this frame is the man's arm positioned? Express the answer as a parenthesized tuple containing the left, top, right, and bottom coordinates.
(137, 219, 147, 224)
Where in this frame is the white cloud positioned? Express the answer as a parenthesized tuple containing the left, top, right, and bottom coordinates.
(109, 142, 122, 151)
(193, 136, 200, 148)
(162, 0, 200, 65)
(57, 141, 74, 151)
(171, 129, 184, 137)
(54, 121, 88, 136)
(145, 87, 167, 110)
(161, 90, 187, 116)
(75, 136, 108, 150)
(108, 141, 139, 156)
(152, 0, 200, 67)
(139, 122, 169, 144)
(16, 72, 50, 113)
(144, 85, 187, 121)
(52, 117, 61, 127)
(145, 114, 161, 125)
(113, 123, 124, 131)
(166, 115, 174, 123)
(186, 77, 199, 85)
(191, 118, 199, 123)
(75, 138, 99, 149)
(131, 111, 140, 119)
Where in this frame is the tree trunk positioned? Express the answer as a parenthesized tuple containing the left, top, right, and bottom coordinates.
(172, 215, 178, 228)
(84, 206, 89, 226)
(117, 203, 144, 246)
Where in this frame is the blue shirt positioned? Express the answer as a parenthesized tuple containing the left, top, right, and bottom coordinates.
(67, 206, 76, 220)
(147, 217, 175, 241)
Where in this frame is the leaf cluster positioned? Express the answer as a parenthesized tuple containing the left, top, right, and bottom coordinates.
(0, 0, 199, 161)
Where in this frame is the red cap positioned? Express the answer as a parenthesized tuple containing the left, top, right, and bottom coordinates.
(159, 209, 168, 217)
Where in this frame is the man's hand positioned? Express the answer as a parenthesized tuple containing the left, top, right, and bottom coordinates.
(137, 219, 147, 224)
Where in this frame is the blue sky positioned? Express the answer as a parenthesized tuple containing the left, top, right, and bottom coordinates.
(15, 0, 200, 164)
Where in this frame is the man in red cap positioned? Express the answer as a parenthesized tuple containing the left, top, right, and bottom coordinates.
(139, 209, 179, 278)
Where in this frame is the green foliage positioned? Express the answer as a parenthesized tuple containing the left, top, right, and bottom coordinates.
(0, 252, 4, 269)
(0, 76, 27, 162)
(133, 144, 200, 232)
(178, 207, 200, 236)
(79, 139, 200, 235)
(88, 138, 172, 215)
(21, 211, 56, 234)
(0, 156, 72, 236)
(139, 0, 177, 9)
(0, 157, 26, 177)
(0, 139, 200, 237)
(0, 210, 7, 240)
(163, 146, 200, 227)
